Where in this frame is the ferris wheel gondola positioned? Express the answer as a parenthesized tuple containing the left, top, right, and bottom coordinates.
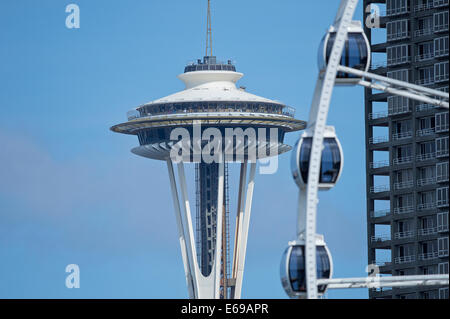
(318, 21, 371, 84)
(291, 126, 343, 190)
(280, 235, 333, 298)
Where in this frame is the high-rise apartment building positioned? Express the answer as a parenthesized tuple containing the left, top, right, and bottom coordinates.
(363, 0, 449, 299)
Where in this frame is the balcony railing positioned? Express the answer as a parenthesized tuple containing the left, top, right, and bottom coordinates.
(394, 180, 414, 190)
(370, 61, 387, 71)
(393, 156, 414, 165)
(436, 174, 449, 183)
(392, 131, 413, 140)
(436, 124, 449, 132)
(416, 152, 436, 162)
(417, 128, 435, 136)
(386, 7, 409, 16)
(438, 223, 449, 232)
(394, 205, 415, 215)
(414, 2, 434, 12)
(435, 49, 449, 58)
(436, 149, 449, 157)
(416, 52, 435, 62)
(395, 255, 416, 264)
(371, 235, 391, 243)
(416, 103, 438, 112)
(437, 199, 449, 207)
(415, 78, 435, 86)
(372, 260, 392, 267)
(435, 74, 450, 83)
(417, 177, 436, 186)
(370, 160, 390, 169)
(418, 252, 439, 261)
(417, 202, 437, 211)
(434, 24, 449, 33)
(368, 111, 388, 120)
(388, 106, 411, 116)
(388, 31, 410, 41)
(387, 56, 411, 66)
(370, 185, 390, 193)
(414, 28, 434, 38)
(418, 227, 438, 236)
(369, 136, 389, 144)
(394, 230, 415, 239)
(439, 249, 449, 257)
(371, 209, 391, 218)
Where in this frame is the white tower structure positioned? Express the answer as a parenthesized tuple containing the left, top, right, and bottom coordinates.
(112, 38, 306, 299)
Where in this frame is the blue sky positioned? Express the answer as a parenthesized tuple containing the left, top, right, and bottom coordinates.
(0, 0, 372, 298)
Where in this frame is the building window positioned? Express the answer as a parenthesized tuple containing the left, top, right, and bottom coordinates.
(434, 0, 449, 7)
(435, 112, 449, 132)
(439, 262, 449, 274)
(434, 61, 449, 83)
(417, 66, 435, 85)
(417, 41, 434, 61)
(386, 0, 409, 15)
(434, 11, 449, 32)
(387, 69, 409, 81)
(387, 44, 410, 66)
(416, 16, 434, 37)
(387, 19, 410, 41)
(436, 187, 449, 207)
(434, 36, 449, 57)
(436, 162, 449, 182)
(439, 288, 449, 299)
(436, 136, 449, 157)
(438, 237, 449, 257)
(388, 96, 410, 114)
(438, 212, 449, 232)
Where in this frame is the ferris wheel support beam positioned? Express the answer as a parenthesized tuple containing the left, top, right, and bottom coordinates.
(318, 274, 449, 289)
(337, 65, 449, 109)
(303, 0, 359, 299)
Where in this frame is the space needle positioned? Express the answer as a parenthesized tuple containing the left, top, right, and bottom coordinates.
(111, 0, 306, 299)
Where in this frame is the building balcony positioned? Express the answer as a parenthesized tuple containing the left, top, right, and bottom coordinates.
(370, 160, 390, 169)
(368, 111, 388, 120)
(414, 28, 434, 38)
(433, 0, 449, 7)
(418, 252, 439, 261)
(438, 223, 449, 232)
(436, 124, 449, 133)
(416, 103, 439, 112)
(371, 234, 391, 243)
(417, 128, 435, 137)
(387, 56, 411, 67)
(372, 260, 392, 267)
(394, 205, 415, 215)
(413, 2, 434, 12)
(369, 136, 389, 144)
(417, 177, 436, 187)
(415, 78, 435, 86)
(388, 106, 411, 116)
(437, 199, 449, 207)
(435, 49, 449, 58)
(387, 32, 410, 42)
(394, 156, 414, 165)
(395, 255, 416, 264)
(416, 152, 436, 162)
(416, 53, 435, 62)
(392, 131, 413, 141)
(436, 174, 449, 183)
(417, 202, 437, 211)
(418, 227, 438, 236)
(370, 185, 390, 194)
(394, 230, 415, 240)
(386, 7, 409, 16)
(371, 209, 391, 218)
(439, 249, 449, 257)
(436, 149, 449, 158)
(435, 74, 449, 83)
(394, 180, 414, 190)
(434, 24, 449, 33)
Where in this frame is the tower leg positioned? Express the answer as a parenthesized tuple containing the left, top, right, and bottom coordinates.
(232, 161, 257, 299)
(166, 159, 196, 298)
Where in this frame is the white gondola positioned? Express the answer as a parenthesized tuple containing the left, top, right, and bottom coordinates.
(280, 234, 333, 299)
(291, 126, 344, 190)
(318, 21, 371, 84)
